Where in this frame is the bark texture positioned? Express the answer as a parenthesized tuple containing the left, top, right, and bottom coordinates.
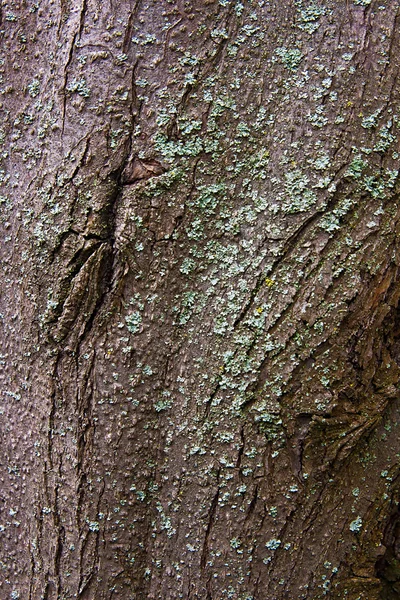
(1, 1, 400, 599)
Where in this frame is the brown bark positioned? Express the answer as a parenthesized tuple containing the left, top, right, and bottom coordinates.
(1, 1, 400, 598)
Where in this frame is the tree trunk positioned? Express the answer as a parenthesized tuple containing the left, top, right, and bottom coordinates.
(1, 1, 400, 598)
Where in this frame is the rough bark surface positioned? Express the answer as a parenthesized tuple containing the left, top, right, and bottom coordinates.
(1, 1, 400, 599)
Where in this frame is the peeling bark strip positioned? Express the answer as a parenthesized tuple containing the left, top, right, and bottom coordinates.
(1, 1, 400, 599)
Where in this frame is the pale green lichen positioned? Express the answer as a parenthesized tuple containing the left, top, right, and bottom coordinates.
(296, 1, 326, 33)
(27, 79, 40, 98)
(180, 257, 197, 275)
(373, 121, 396, 152)
(361, 108, 381, 129)
(345, 155, 367, 178)
(66, 78, 91, 98)
(275, 47, 303, 71)
(266, 538, 281, 550)
(125, 311, 142, 334)
(308, 107, 328, 128)
(349, 516, 363, 533)
(283, 169, 317, 212)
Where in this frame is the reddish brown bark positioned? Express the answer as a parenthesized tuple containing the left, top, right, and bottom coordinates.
(1, 1, 400, 598)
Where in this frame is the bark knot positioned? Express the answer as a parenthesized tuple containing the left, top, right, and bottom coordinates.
(122, 156, 166, 184)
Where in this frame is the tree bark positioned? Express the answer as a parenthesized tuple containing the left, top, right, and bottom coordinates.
(1, 1, 400, 598)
